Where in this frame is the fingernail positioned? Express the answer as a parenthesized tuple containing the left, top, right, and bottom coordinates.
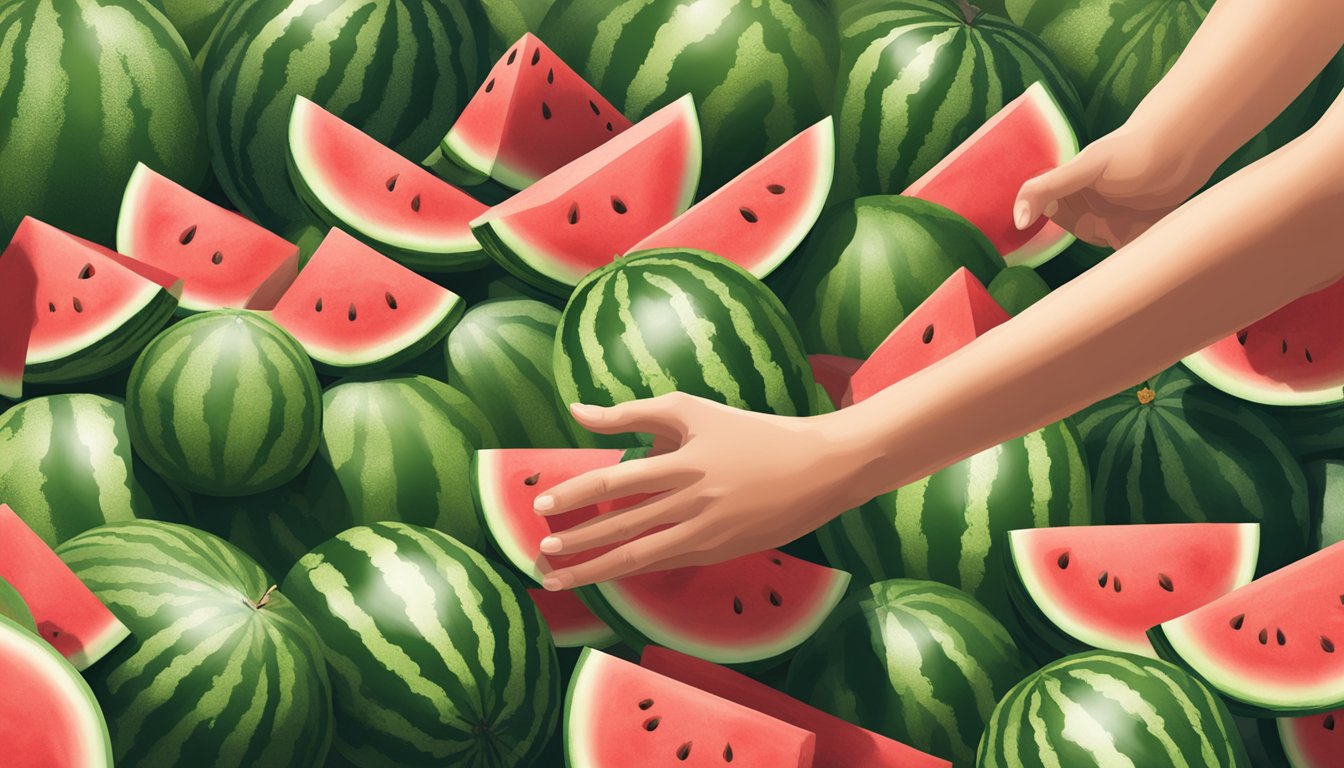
(571, 403, 601, 419)
(542, 573, 573, 591)
(1014, 201, 1031, 230)
(539, 536, 562, 554)
(542, 576, 563, 591)
(533, 495, 554, 512)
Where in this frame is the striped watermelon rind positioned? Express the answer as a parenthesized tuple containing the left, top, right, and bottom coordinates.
(24, 290, 181, 386)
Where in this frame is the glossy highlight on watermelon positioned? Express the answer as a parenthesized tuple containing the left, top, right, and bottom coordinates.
(528, 587, 617, 648)
(1264, 709, 1343, 768)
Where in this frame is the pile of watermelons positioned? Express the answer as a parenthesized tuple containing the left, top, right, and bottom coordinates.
(0, 0, 1342, 766)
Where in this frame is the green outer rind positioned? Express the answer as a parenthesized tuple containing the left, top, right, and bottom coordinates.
(996, 82, 1078, 268)
(548, 617, 619, 650)
(0, 574, 36, 633)
(23, 289, 179, 386)
(987, 266, 1051, 316)
(1182, 347, 1344, 407)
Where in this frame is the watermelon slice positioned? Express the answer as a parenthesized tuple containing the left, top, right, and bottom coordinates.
(904, 82, 1078, 268)
(1150, 540, 1344, 715)
(808, 354, 861, 410)
(0, 504, 129, 671)
(117, 163, 299, 314)
(1006, 523, 1260, 659)
(625, 118, 834, 279)
(565, 648, 816, 768)
(844, 267, 1009, 405)
(440, 33, 633, 190)
(528, 587, 618, 649)
(270, 228, 463, 373)
(287, 96, 489, 273)
(470, 95, 702, 296)
(472, 448, 850, 666)
(1184, 277, 1344, 406)
(641, 646, 952, 768)
(1264, 709, 1343, 768)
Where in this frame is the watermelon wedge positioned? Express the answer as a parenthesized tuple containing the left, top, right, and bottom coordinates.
(287, 96, 489, 273)
(270, 228, 463, 374)
(440, 33, 632, 190)
(904, 82, 1078, 268)
(565, 648, 816, 768)
(808, 354, 861, 410)
(1006, 523, 1260, 659)
(625, 118, 834, 280)
(0, 504, 129, 671)
(472, 448, 850, 666)
(1264, 709, 1343, 768)
(117, 163, 299, 314)
(470, 95, 702, 296)
(529, 587, 618, 649)
(1150, 540, 1344, 715)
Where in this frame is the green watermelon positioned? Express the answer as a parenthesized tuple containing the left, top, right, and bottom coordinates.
(987, 265, 1051, 315)
(154, 0, 232, 53)
(58, 520, 333, 767)
(1261, 709, 1343, 768)
(976, 650, 1249, 767)
(1306, 460, 1344, 551)
(475, 0, 556, 57)
(0, 574, 35, 633)
(1270, 403, 1344, 461)
(282, 522, 561, 767)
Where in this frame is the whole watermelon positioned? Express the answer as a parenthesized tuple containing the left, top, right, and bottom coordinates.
(987, 266, 1051, 316)
(58, 520, 334, 767)
(282, 523, 561, 767)
(0, 0, 208, 244)
(156, 0, 232, 53)
(540, 0, 839, 196)
(977, 650, 1250, 767)
(1307, 460, 1344, 551)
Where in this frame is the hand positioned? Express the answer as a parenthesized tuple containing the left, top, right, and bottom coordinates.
(533, 392, 870, 590)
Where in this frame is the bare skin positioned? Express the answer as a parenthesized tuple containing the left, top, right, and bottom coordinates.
(536, 3, 1344, 591)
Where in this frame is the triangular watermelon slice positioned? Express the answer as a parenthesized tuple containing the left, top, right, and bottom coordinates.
(904, 82, 1078, 268)
(472, 448, 850, 667)
(117, 163, 299, 314)
(440, 33, 633, 191)
(528, 587, 618, 649)
(470, 95, 702, 296)
(287, 96, 489, 273)
(1264, 709, 1343, 768)
(625, 118, 834, 280)
(271, 228, 463, 373)
(0, 504, 129, 671)
(808, 354, 861, 411)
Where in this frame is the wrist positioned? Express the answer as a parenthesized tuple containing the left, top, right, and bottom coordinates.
(1110, 114, 1221, 196)
(811, 404, 912, 509)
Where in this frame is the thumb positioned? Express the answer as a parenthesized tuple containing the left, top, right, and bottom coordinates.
(1015, 150, 1104, 229)
(570, 392, 696, 439)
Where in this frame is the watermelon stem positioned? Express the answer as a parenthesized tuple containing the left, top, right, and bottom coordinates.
(253, 584, 278, 610)
(954, 0, 981, 23)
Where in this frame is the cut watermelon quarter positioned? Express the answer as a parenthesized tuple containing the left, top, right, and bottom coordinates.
(528, 587, 618, 649)
(270, 228, 463, 374)
(0, 504, 129, 671)
(565, 648, 816, 768)
(471, 95, 702, 296)
(1264, 709, 1343, 768)
(287, 96, 489, 273)
(904, 82, 1078, 268)
(1006, 523, 1260, 659)
(117, 163, 299, 314)
(625, 118, 834, 280)
(808, 354, 861, 410)
(1150, 539, 1344, 716)
(440, 33, 633, 190)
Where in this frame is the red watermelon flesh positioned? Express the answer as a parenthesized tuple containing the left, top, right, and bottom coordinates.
(117, 163, 298, 313)
(565, 648, 816, 768)
(808, 355, 861, 410)
(625, 118, 834, 279)
(441, 33, 632, 190)
(641, 646, 951, 768)
(903, 82, 1078, 268)
(1274, 709, 1342, 767)
(0, 504, 129, 671)
(844, 268, 1009, 406)
(528, 587, 618, 648)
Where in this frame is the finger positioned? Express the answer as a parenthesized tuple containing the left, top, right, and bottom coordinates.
(568, 391, 699, 439)
(1015, 151, 1105, 228)
(540, 492, 691, 555)
(541, 522, 709, 589)
(534, 452, 695, 515)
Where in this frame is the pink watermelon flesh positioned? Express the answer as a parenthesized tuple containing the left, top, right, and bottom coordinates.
(528, 587, 617, 648)
(625, 118, 834, 279)
(1276, 709, 1342, 767)
(117, 163, 299, 313)
(808, 354, 861, 410)
(566, 648, 816, 768)
(1152, 539, 1344, 715)
(1008, 523, 1259, 658)
(0, 240, 36, 398)
(1184, 277, 1344, 406)
(0, 504, 128, 671)
(442, 33, 632, 190)
(904, 82, 1078, 268)
(270, 228, 462, 372)
(844, 267, 1009, 405)
(641, 646, 952, 768)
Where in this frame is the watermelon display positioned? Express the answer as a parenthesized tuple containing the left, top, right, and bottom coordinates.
(117, 163, 299, 313)
(1262, 709, 1343, 768)
(1151, 540, 1344, 716)
(471, 96, 702, 296)
(281, 522, 560, 767)
(904, 82, 1078, 268)
(809, 354, 862, 411)
(976, 650, 1250, 767)
(287, 97, 490, 272)
(1006, 523, 1260, 659)
(0, 574, 35, 633)
(986, 266, 1051, 316)
(529, 587, 618, 648)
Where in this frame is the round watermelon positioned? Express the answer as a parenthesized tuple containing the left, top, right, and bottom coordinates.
(281, 522, 561, 767)
(1269, 402, 1344, 461)
(57, 520, 334, 767)
(987, 265, 1051, 316)
(155, 0, 232, 53)
(125, 310, 323, 497)
(1306, 460, 1344, 552)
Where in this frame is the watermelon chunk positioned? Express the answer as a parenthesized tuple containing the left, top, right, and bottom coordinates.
(287, 96, 489, 273)
(808, 354, 861, 410)
(1007, 523, 1260, 659)
(904, 82, 1078, 268)
(117, 163, 299, 313)
(1265, 709, 1343, 768)
(471, 95, 702, 296)
(0, 504, 128, 670)
(528, 587, 618, 649)
(441, 33, 633, 190)
(565, 648, 816, 768)
(270, 228, 463, 373)
(625, 118, 834, 279)
(1151, 540, 1344, 715)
